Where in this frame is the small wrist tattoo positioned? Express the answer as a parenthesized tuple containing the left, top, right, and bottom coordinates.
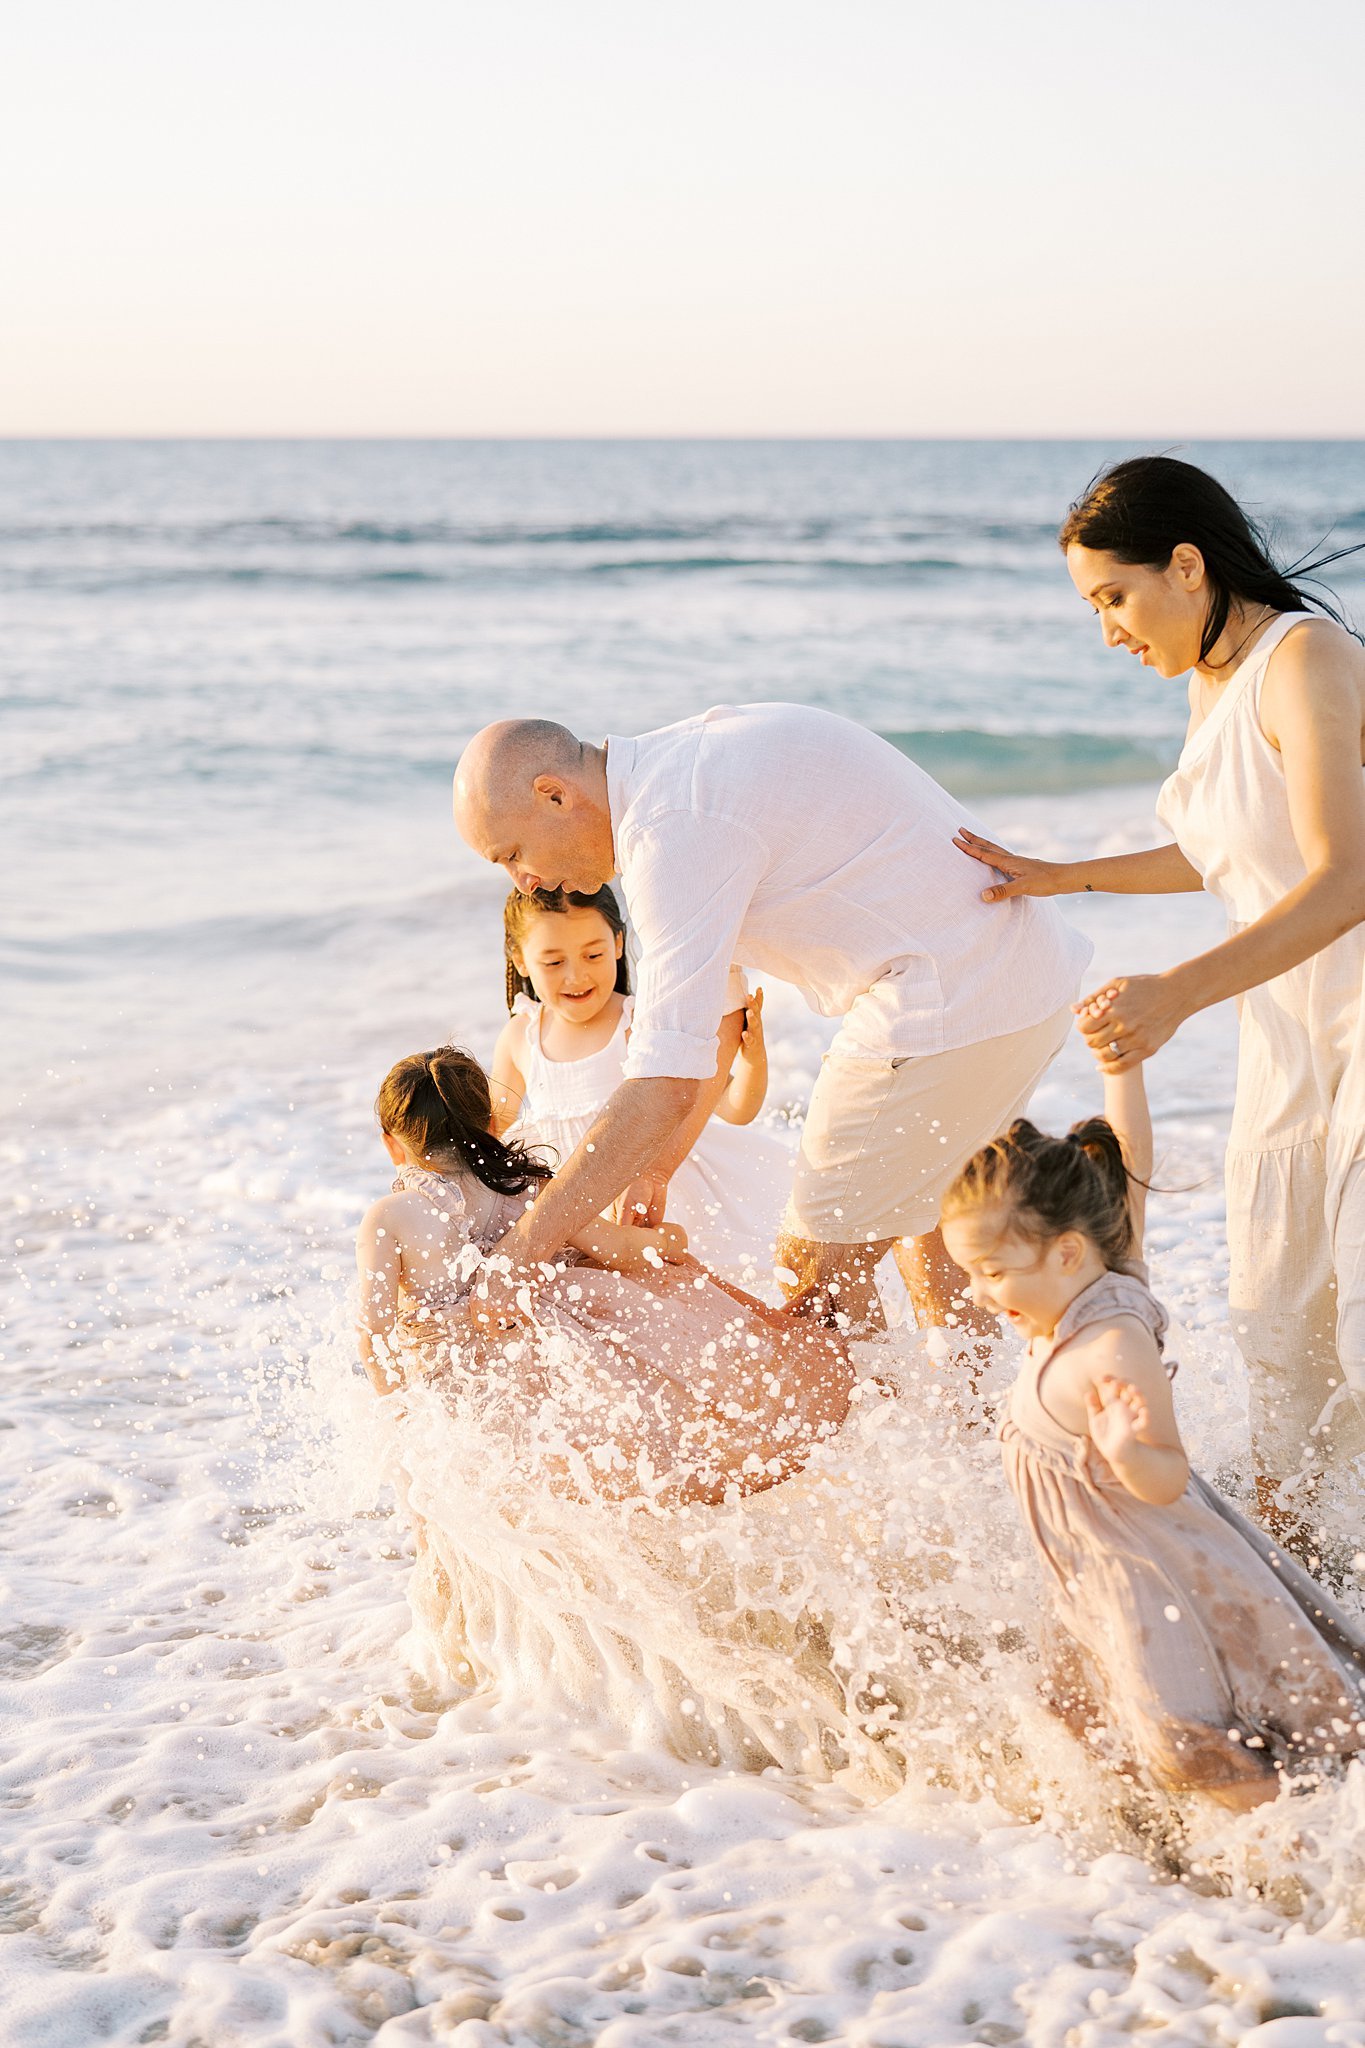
(1084, 883, 1094, 892)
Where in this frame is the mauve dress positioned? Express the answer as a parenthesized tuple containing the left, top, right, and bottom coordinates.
(387, 1163, 852, 1506)
(1000, 1267, 1365, 1794)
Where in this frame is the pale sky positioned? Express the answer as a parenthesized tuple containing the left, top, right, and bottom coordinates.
(4, 0, 1363, 436)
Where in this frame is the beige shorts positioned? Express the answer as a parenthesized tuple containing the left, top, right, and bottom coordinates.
(784, 1006, 1073, 1246)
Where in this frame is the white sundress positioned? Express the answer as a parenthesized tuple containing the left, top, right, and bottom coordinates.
(508, 993, 794, 1287)
(1154, 610, 1365, 1480)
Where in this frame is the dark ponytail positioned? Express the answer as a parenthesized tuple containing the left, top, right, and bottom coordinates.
(943, 1115, 1136, 1268)
(1059, 455, 1361, 664)
(376, 1046, 552, 1197)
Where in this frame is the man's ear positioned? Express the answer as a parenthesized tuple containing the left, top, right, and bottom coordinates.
(531, 773, 568, 808)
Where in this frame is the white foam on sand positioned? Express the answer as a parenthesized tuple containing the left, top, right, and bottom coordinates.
(7, 789, 1365, 2048)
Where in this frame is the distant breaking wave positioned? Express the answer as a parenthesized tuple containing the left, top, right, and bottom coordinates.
(0, 509, 1057, 595)
(881, 728, 1178, 798)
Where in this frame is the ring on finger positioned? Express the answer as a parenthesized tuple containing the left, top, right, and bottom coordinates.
(1108, 1038, 1121, 1056)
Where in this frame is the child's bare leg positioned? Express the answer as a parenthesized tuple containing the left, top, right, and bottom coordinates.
(893, 1225, 996, 1336)
(895, 1228, 998, 1390)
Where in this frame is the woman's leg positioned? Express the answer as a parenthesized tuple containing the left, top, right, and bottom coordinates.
(1323, 1049, 1365, 1483)
(1227, 1137, 1340, 1539)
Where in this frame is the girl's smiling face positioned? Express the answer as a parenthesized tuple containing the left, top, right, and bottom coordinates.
(514, 906, 623, 1025)
(942, 1209, 1090, 1340)
(1066, 540, 1209, 679)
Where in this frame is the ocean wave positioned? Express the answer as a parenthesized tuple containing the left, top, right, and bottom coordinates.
(0, 552, 1038, 597)
(881, 727, 1178, 797)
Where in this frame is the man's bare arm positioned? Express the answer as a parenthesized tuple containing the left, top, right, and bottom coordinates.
(645, 1010, 745, 1182)
(500, 1076, 701, 1262)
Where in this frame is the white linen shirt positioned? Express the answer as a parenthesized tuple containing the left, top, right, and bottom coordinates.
(606, 702, 1092, 1081)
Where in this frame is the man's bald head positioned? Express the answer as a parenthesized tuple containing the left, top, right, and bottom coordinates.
(453, 718, 614, 897)
(453, 719, 585, 832)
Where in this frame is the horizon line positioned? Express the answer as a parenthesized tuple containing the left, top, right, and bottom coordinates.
(3, 431, 1364, 445)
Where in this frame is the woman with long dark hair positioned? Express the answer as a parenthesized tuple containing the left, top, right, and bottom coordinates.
(955, 456, 1365, 1549)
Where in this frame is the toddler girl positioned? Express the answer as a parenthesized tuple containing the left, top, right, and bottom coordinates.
(940, 1053, 1365, 1810)
(356, 1044, 853, 1505)
(491, 885, 790, 1284)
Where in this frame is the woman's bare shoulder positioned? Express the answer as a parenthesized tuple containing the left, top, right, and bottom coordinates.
(1271, 612, 1365, 679)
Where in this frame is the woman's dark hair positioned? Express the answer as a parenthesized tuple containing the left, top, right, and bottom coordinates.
(1059, 454, 1360, 663)
(942, 1116, 1136, 1269)
(377, 1046, 552, 1196)
(503, 884, 631, 1013)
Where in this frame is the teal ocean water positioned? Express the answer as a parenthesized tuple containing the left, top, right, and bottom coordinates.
(5, 437, 1362, 1073)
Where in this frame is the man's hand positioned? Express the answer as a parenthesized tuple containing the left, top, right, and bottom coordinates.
(613, 1173, 670, 1228)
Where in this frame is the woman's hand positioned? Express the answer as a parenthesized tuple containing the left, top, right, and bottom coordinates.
(952, 828, 1064, 903)
(1074, 975, 1188, 1070)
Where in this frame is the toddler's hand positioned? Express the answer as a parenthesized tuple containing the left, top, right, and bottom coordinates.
(1085, 1374, 1155, 1461)
(740, 986, 765, 1052)
(620, 1222, 692, 1275)
(614, 1173, 669, 1229)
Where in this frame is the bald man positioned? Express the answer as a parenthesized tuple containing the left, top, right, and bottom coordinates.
(453, 704, 1092, 1330)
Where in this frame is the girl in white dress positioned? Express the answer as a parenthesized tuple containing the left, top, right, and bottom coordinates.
(490, 885, 792, 1286)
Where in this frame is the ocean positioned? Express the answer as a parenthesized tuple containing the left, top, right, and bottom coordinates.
(5, 439, 1365, 2047)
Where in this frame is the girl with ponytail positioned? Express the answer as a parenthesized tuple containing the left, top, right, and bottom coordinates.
(940, 1044, 1365, 1811)
(955, 453, 1365, 1543)
(354, 1045, 853, 1508)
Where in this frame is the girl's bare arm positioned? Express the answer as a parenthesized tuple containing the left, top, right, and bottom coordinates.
(489, 1016, 528, 1136)
(714, 987, 767, 1125)
(1083, 1324, 1188, 1506)
(1087, 1012, 1153, 1255)
(355, 1200, 404, 1393)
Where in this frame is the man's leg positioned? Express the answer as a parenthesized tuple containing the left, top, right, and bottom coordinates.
(892, 1225, 997, 1338)
(785, 1007, 1073, 1339)
(775, 1229, 895, 1332)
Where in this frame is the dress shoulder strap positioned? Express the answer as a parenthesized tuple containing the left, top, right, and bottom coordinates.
(391, 1162, 470, 1230)
(1049, 1267, 1168, 1356)
(1241, 610, 1312, 713)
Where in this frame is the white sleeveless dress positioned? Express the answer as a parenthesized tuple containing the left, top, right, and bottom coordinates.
(509, 994, 794, 1287)
(1155, 611, 1365, 1480)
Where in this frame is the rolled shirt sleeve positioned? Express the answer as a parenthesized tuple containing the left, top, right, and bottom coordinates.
(619, 811, 767, 1081)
